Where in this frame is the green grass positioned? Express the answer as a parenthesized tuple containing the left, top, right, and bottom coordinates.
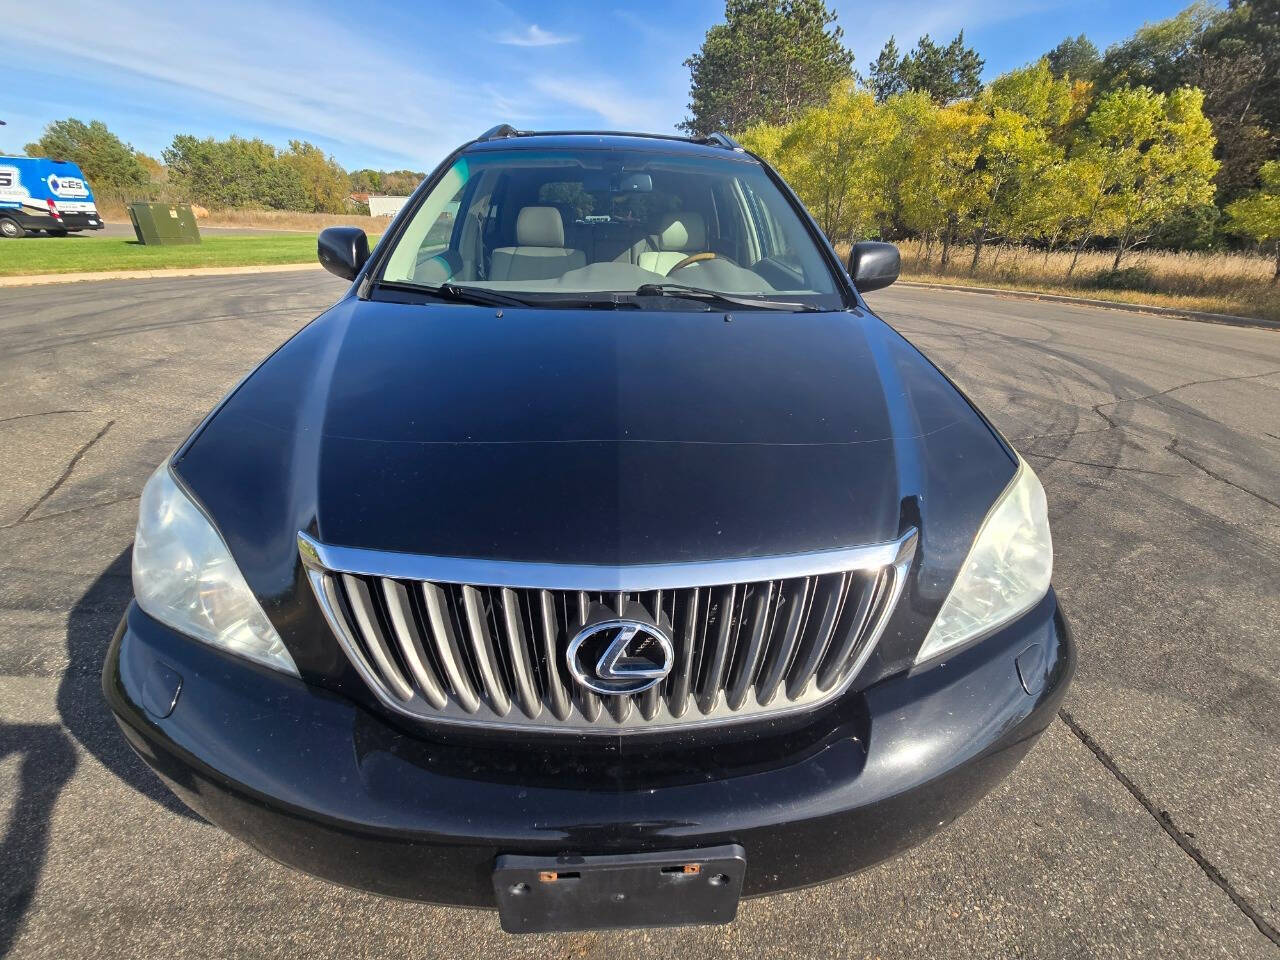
(0, 233, 331, 276)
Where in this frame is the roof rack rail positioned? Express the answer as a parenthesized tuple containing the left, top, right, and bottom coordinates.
(703, 132, 744, 151)
(478, 124, 521, 141)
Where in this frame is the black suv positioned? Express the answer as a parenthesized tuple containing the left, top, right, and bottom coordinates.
(105, 127, 1073, 934)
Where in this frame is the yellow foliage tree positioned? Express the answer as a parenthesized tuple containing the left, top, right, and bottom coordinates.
(1067, 86, 1218, 273)
(742, 85, 896, 241)
(1225, 160, 1280, 283)
(738, 68, 1219, 281)
(280, 140, 351, 214)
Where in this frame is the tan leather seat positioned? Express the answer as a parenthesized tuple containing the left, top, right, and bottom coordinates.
(489, 207, 586, 281)
(637, 212, 707, 275)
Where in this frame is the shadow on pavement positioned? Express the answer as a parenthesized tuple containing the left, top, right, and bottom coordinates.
(0, 723, 76, 958)
(56, 547, 200, 822)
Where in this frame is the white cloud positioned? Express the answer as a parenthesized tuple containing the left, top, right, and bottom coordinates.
(496, 24, 576, 47)
(3, 0, 502, 166)
(5, 0, 688, 166)
(530, 76, 672, 132)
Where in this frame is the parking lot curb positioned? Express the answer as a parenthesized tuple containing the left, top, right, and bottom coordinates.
(895, 280, 1280, 331)
(0, 262, 326, 287)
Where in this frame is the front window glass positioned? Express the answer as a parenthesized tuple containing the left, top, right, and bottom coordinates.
(379, 148, 841, 308)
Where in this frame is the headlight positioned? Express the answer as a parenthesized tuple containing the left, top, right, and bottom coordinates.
(916, 458, 1052, 663)
(132, 463, 297, 675)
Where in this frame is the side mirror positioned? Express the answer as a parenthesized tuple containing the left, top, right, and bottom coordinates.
(318, 226, 369, 281)
(848, 241, 900, 293)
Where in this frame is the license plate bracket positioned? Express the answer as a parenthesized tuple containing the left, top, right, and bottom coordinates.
(493, 845, 746, 933)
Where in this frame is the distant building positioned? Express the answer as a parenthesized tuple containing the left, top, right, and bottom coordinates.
(368, 195, 410, 218)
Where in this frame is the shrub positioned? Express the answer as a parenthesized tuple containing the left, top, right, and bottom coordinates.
(1088, 266, 1157, 291)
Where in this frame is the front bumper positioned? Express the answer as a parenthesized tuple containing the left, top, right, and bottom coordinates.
(103, 591, 1073, 906)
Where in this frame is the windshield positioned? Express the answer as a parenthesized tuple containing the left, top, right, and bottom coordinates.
(378, 147, 842, 309)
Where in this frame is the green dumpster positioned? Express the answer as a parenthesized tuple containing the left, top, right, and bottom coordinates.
(128, 202, 201, 245)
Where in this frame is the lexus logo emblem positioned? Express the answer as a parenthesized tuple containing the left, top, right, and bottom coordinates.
(567, 618, 675, 695)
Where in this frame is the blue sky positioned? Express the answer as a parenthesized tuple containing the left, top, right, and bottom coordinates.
(4, 0, 1194, 172)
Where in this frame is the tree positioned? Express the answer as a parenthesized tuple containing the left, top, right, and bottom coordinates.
(280, 140, 349, 213)
(163, 135, 307, 210)
(1188, 52, 1272, 197)
(1095, 2, 1219, 93)
(1046, 34, 1100, 81)
(899, 32, 985, 104)
(987, 60, 1073, 131)
(880, 93, 985, 266)
(742, 85, 896, 240)
(1225, 159, 1280, 282)
(134, 151, 165, 182)
(680, 0, 854, 136)
(377, 170, 425, 195)
(24, 118, 149, 199)
(1020, 156, 1093, 258)
(1093, 1, 1273, 202)
(349, 169, 384, 194)
(966, 95, 1063, 272)
(1195, 0, 1280, 199)
(349, 168, 424, 195)
(1207, 0, 1279, 140)
(868, 37, 906, 103)
(1066, 86, 1219, 272)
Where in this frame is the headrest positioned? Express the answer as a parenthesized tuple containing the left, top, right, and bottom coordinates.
(653, 211, 706, 251)
(516, 206, 565, 247)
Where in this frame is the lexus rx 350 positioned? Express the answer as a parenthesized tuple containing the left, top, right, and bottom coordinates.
(104, 127, 1074, 934)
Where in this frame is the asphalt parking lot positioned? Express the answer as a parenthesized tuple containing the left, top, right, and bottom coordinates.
(0, 273, 1276, 959)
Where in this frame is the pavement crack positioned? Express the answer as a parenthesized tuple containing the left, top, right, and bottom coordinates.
(17, 420, 115, 524)
(1, 493, 140, 530)
(0, 409, 89, 426)
(1074, 368, 1280, 437)
(1014, 425, 1114, 442)
(1058, 709, 1280, 948)
(1022, 452, 1175, 477)
(1095, 368, 1280, 417)
(1166, 438, 1280, 512)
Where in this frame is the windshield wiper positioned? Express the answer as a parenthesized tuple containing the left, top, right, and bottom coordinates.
(377, 280, 532, 307)
(634, 283, 820, 312)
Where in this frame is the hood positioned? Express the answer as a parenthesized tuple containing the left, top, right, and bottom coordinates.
(175, 296, 1015, 678)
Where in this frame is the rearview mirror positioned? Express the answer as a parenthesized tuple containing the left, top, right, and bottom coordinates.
(318, 227, 369, 281)
(847, 241, 900, 293)
(616, 172, 653, 193)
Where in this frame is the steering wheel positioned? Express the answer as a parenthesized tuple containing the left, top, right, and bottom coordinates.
(667, 251, 736, 274)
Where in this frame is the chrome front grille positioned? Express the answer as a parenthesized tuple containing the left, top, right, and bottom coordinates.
(299, 530, 916, 733)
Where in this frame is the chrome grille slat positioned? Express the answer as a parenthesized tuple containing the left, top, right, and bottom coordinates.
(573, 591, 603, 721)
(724, 581, 775, 710)
(381, 579, 448, 709)
(535, 589, 573, 720)
(461, 585, 513, 716)
(314, 572, 383, 690)
(498, 587, 541, 719)
(816, 569, 884, 691)
(301, 529, 917, 733)
(755, 578, 813, 706)
(419, 581, 482, 713)
(696, 584, 737, 714)
(786, 573, 849, 700)
(638, 589, 664, 720)
(667, 588, 700, 718)
(341, 574, 415, 701)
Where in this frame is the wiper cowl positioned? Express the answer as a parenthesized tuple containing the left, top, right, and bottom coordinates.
(375, 280, 532, 307)
(634, 283, 819, 312)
